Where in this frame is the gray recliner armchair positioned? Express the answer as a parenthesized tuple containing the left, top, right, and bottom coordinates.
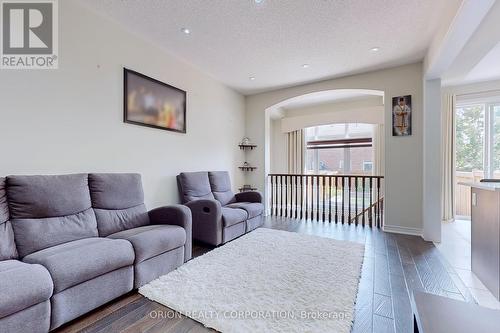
(177, 171, 264, 246)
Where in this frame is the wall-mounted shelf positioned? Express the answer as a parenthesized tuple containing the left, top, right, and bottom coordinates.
(239, 187, 257, 192)
(238, 144, 257, 150)
(238, 166, 257, 171)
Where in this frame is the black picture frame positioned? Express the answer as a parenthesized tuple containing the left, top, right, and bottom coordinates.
(123, 68, 187, 133)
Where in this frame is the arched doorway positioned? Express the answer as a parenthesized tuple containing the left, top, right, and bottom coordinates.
(263, 89, 385, 225)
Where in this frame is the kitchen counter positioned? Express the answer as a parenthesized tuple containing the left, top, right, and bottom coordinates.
(460, 182, 500, 300)
(459, 181, 500, 192)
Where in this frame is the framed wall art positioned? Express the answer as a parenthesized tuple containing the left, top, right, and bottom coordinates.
(392, 95, 412, 136)
(124, 68, 186, 133)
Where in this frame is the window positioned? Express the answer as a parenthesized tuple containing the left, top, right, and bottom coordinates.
(456, 102, 500, 178)
(455, 100, 500, 218)
(455, 104, 485, 173)
(363, 161, 373, 172)
(305, 123, 374, 175)
(494, 105, 500, 175)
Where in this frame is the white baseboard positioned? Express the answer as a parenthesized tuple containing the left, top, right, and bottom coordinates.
(383, 224, 423, 236)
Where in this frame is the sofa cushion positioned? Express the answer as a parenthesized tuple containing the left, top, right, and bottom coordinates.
(225, 202, 264, 219)
(221, 207, 247, 227)
(0, 260, 53, 318)
(89, 173, 150, 237)
(108, 225, 186, 264)
(208, 171, 235, 206)
(12, 209, 99, 258)
(89, 173, 145, 210)
(178, 172, 215, 203)
(23, 238, 134, 293)
(7, 174, 92, 219)
(93, 205, 150, 237)
(0, 178, 17, 260)
(7, 174, 98, 257)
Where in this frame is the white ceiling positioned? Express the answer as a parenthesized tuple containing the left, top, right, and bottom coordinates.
(442, 0, 500, 86)
(463, 41, 500, 83)
(81, 0, 461, 95)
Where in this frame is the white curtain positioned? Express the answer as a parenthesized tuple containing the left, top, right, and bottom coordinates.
(287, 129, 305, 174)
(372, 124, 385, 176)
(442, 94, 456, 222)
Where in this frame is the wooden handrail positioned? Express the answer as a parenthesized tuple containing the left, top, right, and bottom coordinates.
(268, 173, 384, 179)
(350, 196, 384, 224)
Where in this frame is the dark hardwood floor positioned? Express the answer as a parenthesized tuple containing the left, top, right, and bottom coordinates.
(56, 217, 475, 333)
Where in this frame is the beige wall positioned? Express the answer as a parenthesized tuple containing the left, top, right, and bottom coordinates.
(245, 63, 424, 233)
(0, 0, 245, 208)
(280, 96, 384, 133)
(270, 120, 288, 174)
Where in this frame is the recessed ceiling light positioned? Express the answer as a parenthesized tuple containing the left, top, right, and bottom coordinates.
(249, 76, 256, 81)
(181, 28, 191, 34)
(301, 64, 310, 68)
(254, 0, 264, 3)
(370, 47, 380, 52)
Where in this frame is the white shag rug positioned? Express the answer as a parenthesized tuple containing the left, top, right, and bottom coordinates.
(139, 228, 364, 333)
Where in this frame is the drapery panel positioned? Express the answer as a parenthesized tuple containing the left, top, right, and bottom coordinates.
(441, 94, 456, 222)
(287, 129, 305, 174)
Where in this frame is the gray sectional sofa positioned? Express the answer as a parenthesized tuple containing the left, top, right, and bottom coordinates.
(0, 173, 191, 332)
(177, 171, 264, 246)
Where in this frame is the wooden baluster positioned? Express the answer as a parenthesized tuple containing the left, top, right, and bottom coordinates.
(328, 176, 332, 223)
(334, 177, 338, 223)
(310, 175, 314, 221)
(369, 177, 373, 227)
(305, 175, 309, 220)
(341, 176, 345, 224)
(362, 177, 366, 226)
(348, 176, 351, 224)
(300, 176, 303, 220)
(381, 197, 384, 227)
(316, 176, 320, 221)
(311, 176, 315, 221)
(280, 175, 284, 217)
(270, 175, 274, 216)
(285, 175, 289, 217)
(310, 176, 314, 221)
(377, 177, 381, 228)
(354, 177, 358, 225)
(294, 175, 298, 219)
(272, 175, 275, 216)
(322, 176, 326, 222)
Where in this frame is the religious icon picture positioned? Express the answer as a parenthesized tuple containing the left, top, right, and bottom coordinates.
(392, 95, 412, 136)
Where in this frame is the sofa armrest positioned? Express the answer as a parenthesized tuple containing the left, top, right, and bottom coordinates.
(235, 191, 263, 203)
(149, 205, 192, 261)
(185, 199, 223, 246)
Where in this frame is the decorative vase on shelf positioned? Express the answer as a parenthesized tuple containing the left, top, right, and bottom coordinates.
(240, 137, 251, 145)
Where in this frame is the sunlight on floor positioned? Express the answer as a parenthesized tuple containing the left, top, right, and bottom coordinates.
(436, 220, 500, 309)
